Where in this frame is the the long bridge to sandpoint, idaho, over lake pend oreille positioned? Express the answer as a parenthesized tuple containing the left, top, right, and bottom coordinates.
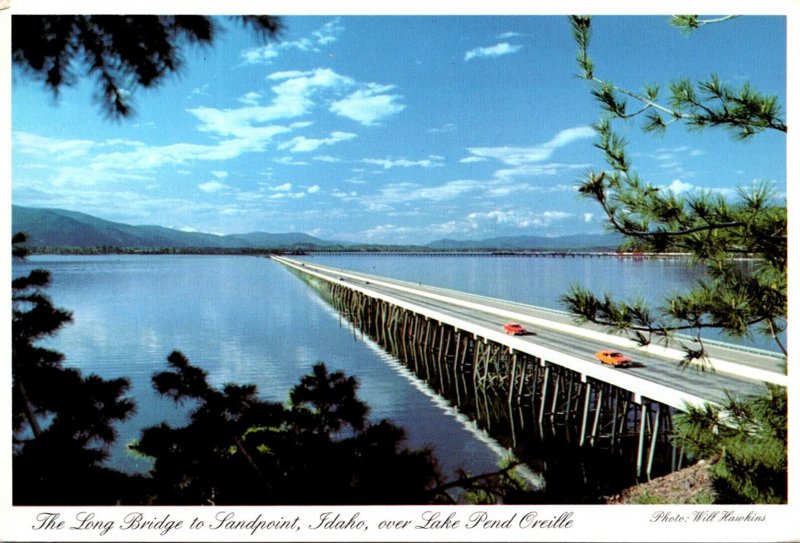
(272, 255, 786, 483)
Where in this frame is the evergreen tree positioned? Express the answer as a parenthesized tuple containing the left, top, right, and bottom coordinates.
(12, 15, 282, 119)
(563, 16, 787, 503)
(12, 233, 139, 504)
(132, 352, 444, 505)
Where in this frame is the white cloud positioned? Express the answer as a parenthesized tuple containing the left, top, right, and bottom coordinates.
(493, 162, 590, 181)
(583, 213, 594, 223)
(307, 185, 321, 193)
(278, 131, 357, 153)
(428, 123, 456, 133)
(467, 126, 594, 166)
(313, 155, 343, 163)
(665, 179, 694, 194)
(198, 181, 231, 193)
(14, 131, 114, 160)
(464, 42, 522, 61)
(187, 84, 210, 99)
(238, 91, 263, 106)
(270, 183, 293, 192)
(240, 18, 344, 65)
(211, 170, 229, 179)
(660, 178, 735, 198)
(269, 192, 306, 200)
(241, 47, 280, 64)
(273, 156, 309, 166)
(189, 68, 353, 142)
(466, 209, 572, 229)
(362, 157, 443, 170)
(330, 87, 405, 126)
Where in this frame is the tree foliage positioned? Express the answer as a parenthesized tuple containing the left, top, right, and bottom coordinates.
(12, 233, 140, 504)
(563, 15, 787, 504)
(673, 385, 786, 503)
(131, 352, 444, 505)
(563, 16, 787, 360)
(12, 15, 282, 118)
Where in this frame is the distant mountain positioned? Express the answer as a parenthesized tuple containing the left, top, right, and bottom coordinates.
(12, 205, 623, 252)
(12, 206, 340, 249)
(426, 233, 623, 251)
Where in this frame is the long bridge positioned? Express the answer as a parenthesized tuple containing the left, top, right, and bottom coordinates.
(272, 255, 786, 483)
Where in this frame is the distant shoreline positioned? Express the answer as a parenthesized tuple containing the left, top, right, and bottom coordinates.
(19, 247, 750, 260)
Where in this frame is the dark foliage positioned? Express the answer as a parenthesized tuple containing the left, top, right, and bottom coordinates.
(132, 353, 444, 505)
(12, 233, 139, 505)
(12, 15, 282, 118)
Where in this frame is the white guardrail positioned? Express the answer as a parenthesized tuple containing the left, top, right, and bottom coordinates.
(275, 256, 787, 389)
(273, 256, 731, 411)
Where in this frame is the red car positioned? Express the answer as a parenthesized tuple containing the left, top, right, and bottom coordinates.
(594, 350, 632, 367)
(503, 323, 528, 336)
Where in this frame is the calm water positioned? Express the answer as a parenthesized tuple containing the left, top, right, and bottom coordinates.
(13, 254, 776, 485)
(14, 255, 507, 478)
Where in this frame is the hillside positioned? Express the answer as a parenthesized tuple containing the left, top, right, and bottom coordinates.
(12, 205, 622, 252)
(11, 206, 338, 250)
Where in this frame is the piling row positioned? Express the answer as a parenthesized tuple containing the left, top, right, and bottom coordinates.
(320, 278, 680, 481)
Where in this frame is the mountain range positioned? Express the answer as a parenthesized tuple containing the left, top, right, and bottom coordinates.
(12, 206, 622, 251)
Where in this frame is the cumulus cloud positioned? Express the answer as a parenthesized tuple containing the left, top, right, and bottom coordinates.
(665, 179, 693, 194)
(189, 69, 353, 142)
(330, 85, 405, 126)
(464, 42, 522, 61)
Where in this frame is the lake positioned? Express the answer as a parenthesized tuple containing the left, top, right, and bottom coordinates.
(12, 253, 777, 498)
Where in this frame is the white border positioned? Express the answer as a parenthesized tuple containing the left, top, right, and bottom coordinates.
(1, 1, 797, 542)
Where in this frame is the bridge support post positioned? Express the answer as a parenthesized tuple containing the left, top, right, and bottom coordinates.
(538, 365, 550, 424)
(636, 402, 647, 478)
(590, 387, 603, 445)
(508, 353, 518, 406)
(550, 373, 561, 419)
(580, 383, 592, 446)
(646, 403, 661, 480)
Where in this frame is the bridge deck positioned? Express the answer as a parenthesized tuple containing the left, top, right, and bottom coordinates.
(273, 256, 784, 410)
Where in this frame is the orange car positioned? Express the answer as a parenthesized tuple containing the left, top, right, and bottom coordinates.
(594, 350, 632, 367)
(503, 323, 528, 335)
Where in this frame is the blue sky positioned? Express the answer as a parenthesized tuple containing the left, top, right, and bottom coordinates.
(11, 15, 787, 244)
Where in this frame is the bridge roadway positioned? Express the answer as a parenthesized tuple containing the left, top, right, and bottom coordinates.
(273, 256, 786, 411)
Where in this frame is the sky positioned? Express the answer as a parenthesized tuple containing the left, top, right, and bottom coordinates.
(11, 15, 787, 244)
